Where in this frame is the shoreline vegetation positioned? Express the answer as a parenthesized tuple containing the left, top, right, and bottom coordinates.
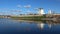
(0, 15, 60, 23)
(0, 15, 60, 22)
(10, 16, 46, 21)
(10, 15, 60, 23)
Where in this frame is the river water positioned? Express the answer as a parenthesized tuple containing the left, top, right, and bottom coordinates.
(0, 18, 60, 34)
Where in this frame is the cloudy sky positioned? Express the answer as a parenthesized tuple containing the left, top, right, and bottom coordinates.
(0, 0, 60, 15)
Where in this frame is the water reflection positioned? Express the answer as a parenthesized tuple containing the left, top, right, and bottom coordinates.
(0, 18, 60, 33)
(37, 23, 45, 29)
(37, 20, 60, 30)
(48, 24, 51, 28)
(17, 19, 60, 30)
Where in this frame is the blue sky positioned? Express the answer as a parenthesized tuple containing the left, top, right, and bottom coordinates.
(0, 0, 60, 15)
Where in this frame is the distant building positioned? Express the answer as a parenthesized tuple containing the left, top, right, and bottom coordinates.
(46, 9, 60, 18)
(48, 10, 52, 14)
(46, 10, 53, 17)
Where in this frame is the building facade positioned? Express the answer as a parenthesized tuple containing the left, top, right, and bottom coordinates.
(38, 8, 45, 16)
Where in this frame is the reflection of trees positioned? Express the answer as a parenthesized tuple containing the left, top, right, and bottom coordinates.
(46, 20, 60, 25)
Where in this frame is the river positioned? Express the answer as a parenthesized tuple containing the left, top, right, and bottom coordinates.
(0, 18, 60, 34)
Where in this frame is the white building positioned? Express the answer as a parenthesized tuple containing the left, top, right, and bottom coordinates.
(38, 8, 45, 15)
(48, 10, 52, 14)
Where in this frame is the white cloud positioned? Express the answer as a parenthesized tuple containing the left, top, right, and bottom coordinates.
(11, 9, 22, 12)
(34, 8, 38, 10)
(24, 5, 31, 8)
(17, 5, 21, 8)
(16, 10, 22, 12)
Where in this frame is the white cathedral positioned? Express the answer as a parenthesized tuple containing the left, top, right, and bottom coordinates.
(38, 8, 53, 15)
(38, 8, 45, 16)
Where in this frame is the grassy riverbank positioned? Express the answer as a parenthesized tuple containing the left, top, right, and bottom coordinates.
(0, 16, 3, 18)
(11, 16, 46, 21)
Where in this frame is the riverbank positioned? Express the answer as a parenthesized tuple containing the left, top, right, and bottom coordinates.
(11, 16, 46, 21)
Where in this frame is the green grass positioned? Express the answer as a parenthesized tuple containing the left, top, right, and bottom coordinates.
(11, 16, 46, 21)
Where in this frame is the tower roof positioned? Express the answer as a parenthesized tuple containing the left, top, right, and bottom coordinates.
(38, 8, 43, 9)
